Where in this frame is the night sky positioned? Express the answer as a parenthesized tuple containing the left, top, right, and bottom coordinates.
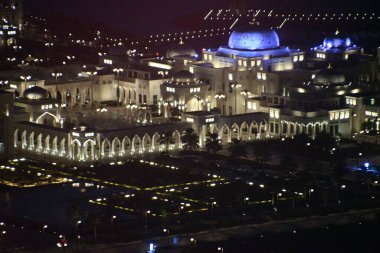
(25, 0, 380, 36)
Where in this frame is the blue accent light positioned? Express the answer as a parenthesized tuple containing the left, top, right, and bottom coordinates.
(364, 162, 370, 168)
(228, 28, 280, 50)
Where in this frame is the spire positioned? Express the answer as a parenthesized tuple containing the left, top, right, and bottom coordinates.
(179, 37, 184, 45)
(335, 29, 340, 36)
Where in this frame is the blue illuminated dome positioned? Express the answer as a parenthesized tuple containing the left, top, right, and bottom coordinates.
(322, 31, 352, 49)
(228, 24, 280, 50)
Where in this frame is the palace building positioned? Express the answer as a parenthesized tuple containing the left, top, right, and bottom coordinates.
(0, 18, 380, 161)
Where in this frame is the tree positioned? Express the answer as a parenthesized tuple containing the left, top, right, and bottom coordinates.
(313, 132, 336, 151)
(158, 132, 175, 153)
(205, 133, 222, 155)
(229, 138, 248, 161)
(252, 142, 271, 164)
(181, 128, 199, 153)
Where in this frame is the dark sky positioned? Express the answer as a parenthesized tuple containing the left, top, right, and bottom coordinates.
(25, 0, 380, 36)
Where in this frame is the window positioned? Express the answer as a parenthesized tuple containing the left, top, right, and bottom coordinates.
(190, 87, 201, 93)
(228, 73, 233, 81)
(104, 59, 113, 65)
(143, 95, 147, 103)
(251, 61, 256, 67)
(293, 55, 299, 62)
(138, 94, 142, 103)
(257, 72, 262, 80)
(189, 67, 194, 73)
(166, 87, 175, 93)
(257, 60, 261, 66)
(299, 55, 304, 61)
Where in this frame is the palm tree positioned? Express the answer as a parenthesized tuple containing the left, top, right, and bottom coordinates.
(158, 132, 175, 153)
(205, 133, 222, 155)
(181, 128, 199, 154)
(229, 138, 248, 162)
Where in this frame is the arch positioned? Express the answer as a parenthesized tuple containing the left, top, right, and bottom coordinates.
(52, 137, 58, 155)
(122, 136, 131, 155)
(83, 139, 95, 160)
(231, 123, 240, 140)
(211, 125, 219, 135)
(111, 137, 121, 157)
(220, 124, 230, 144)
(186, 96, 202, 112)
(142, 134, 152, 152)
(28, 132, 35, 150)
(101, 138, 111, 158)
(71, 139, 81, 160)
(36, 134, 43, 152)
(13, 129, 20, 148)
(57, 91, 62, 103)
(36, 112, 58, 126)
(44, 135, 51, 154)
(240, 122, 249, 140)
(250, 121, 259, 140)
(151, 132, 161, 152)
(306, 123, 313, 136)
(145, 111, 152, 124)
(172, 130, 181, 150)
(132, 135, 142, 154)
(22, 130, 27, 149)
(60, 138, 66, 156)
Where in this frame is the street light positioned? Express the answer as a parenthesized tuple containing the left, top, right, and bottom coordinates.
(144, 210, 151, 228)
(218, 247, 224, 252)
(211, 201, 217, 216)
(230, 82, 242, 115)
(52, 72, 63, 83)
(190, 237, 197, 252)
(20, 75, 31, 89)
(113, 68, 124, 103)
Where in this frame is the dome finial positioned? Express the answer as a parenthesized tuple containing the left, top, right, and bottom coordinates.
(335, 29, 340, 36)
(179, 37, 184, 45)
(328, 63, 333, 69)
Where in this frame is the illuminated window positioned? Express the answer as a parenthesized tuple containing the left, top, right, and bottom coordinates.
(293, 55, 299, 62)
(228, 73, 233, 81)
(270, 109, 274, 118)
(104, 59, 113, 65)
(238, 60, 242, 66)
(262, 73, 267, 81)
(243, 61, 247, 67)
(187, 118, 194, 123)
(257, 72, 262, 80)
(330, 113, 334, 120)
(299, 55, 304, 61)
(340, 111, 345, 120)
(251, 61, 256, 67)
(345, 111, 350, 119)
(257, 60, 261, 66)
(274, 110, 279, 119)
(189, 67, 194, 73)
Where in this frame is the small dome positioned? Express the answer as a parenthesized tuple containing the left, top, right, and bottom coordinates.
(313, 66, 346, 86)
(23, 86, 49, 100)
(228, 23, 280, 50)
(78, 123, 89, 131)
(323, 30, 352, 49)
(166, 40, 197, 58)
(172, 70, 197, 83)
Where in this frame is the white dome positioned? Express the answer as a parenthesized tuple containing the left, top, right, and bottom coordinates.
(228, 25, 280, 50)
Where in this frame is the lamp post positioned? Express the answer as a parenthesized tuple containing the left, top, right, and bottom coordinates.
(240, 90, 251, 113)
(230, 82, 242, 115)
(76, 220, 82, 239)
(0, 222, 6, 253)
(20, 75, 31, 91)
(144, 210, 150, 228)
(113, 68, 123, 103)
(190, 237, 197, 253)
(242, 197, 249, 214)
(111, 215, 116, 228)
(210, 201, 217, 216)
(52, 72, 63, 99)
